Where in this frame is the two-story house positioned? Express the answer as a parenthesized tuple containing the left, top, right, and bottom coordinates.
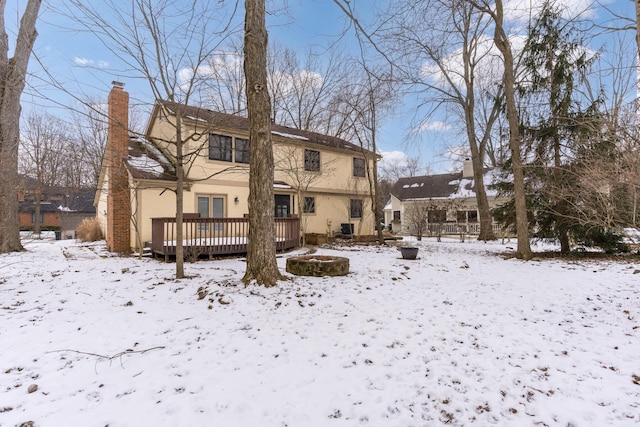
(95, 83, 378, 253)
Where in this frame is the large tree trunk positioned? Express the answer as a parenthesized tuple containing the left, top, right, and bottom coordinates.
(175, 113, 185, 279)
(493, 0, 532, 260)
(242, 0, 281, 287)
(459, 4, 496, 242)
(465, 114, 495, 241)
(0, 0, 42, 253)
(371, 158, 385, 245)
(471, 152, 495, 241)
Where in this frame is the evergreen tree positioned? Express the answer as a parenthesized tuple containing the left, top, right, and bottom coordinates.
(493, 2, 624, 254)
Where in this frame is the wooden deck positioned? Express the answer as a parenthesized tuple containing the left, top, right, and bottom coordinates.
(151, 216, 300, 261)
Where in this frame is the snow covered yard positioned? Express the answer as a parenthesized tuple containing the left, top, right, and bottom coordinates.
(1, 236, 639, 426)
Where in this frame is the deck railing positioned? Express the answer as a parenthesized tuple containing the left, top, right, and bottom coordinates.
(151, 215, 300, 261)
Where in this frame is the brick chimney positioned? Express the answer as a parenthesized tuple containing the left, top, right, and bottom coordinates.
(106, 81, 131, 253)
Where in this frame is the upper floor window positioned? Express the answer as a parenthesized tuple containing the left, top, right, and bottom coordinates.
(350, 199, 363, 218)
(304, 149, 320, 172)
(353, 157, 366, 177)
(235, 138, 249, 164)
(209, 134, 232, 162)
(303, 196, 316, 214)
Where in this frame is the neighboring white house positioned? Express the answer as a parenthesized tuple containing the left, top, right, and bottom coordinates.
(384, 160, 508, 236)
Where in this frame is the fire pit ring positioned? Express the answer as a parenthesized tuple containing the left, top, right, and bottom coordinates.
(286, 255, 349, 277)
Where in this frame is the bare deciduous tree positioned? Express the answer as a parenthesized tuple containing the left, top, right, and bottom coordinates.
(203, 38, 358, 141)
(70, 100, 115, 189)
(0, 0, 42, 252)
(19, 111, 70, 235)
(341, 66, 397, 244)
(268, 45, 355, 140)
(467, 0, 532, 259)
(274, 144, 336, 244)
(383, 0, 501, 241)
(404, 203, 429, 241)
(202, 37, 247, 115)
(68, 0, 240, 278)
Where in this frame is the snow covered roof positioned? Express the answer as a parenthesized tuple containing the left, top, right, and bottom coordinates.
(391, 168, 500, 201)
(125, 136, 177, 182)
(273, 181, 292, 189)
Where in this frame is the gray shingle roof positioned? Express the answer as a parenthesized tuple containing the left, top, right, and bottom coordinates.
(64, 189, 97, 212)
(18, 189, 96, 214)
(391, 172, 463, 201)
(124, 101, 376, 182)
(159, 101, 374, 156)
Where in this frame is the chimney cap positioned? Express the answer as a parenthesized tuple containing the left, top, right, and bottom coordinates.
(112, 81, 125, 88)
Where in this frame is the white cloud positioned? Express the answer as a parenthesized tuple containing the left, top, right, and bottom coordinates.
(178, 50, 244, 91)
(419, 121, 451, 132)
(73, 57, 92, 66)
(504, 0, 595, 23)
(381, 150, 409, 164)
(378, 150, 410, 172)
(73, 57, 109, 68)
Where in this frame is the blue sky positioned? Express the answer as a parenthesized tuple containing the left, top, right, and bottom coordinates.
(11, 0, 639, 175)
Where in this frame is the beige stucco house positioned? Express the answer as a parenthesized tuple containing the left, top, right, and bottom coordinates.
(96, 83, 378, 253)
(384, 160, 508, 237)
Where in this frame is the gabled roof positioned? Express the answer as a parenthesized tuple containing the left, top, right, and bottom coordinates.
(157, 100, 375, 156)
(391, 168, 498, 201)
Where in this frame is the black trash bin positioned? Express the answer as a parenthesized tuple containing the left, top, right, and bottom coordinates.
(54, 230, 62, 240)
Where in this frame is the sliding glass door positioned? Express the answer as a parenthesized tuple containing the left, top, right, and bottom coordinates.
(197, 196, 225, 231)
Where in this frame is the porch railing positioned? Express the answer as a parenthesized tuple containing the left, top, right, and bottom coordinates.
(151, 215, 300, 261)
(426, 222, 511, 237)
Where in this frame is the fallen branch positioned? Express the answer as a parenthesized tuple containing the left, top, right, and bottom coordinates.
(49, 346, 164, 360)
(48, 346, 165, 373)
(0, 261, 26, 270)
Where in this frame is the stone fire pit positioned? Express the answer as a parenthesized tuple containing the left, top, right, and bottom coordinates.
(286, 255, 350, 277)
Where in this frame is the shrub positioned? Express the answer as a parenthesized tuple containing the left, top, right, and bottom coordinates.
(76, 218, 103, 242)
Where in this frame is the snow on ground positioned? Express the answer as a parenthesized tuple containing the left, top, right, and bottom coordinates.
(1, 235, 639, 427)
